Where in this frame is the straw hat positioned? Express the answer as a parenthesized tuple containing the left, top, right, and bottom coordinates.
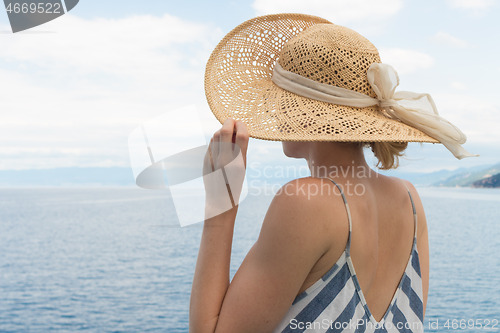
(204, 13, 475, 158)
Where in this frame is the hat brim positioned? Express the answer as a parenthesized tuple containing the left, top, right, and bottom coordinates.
(205, 13, 439, 143)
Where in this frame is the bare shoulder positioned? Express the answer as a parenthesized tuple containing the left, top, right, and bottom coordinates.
(258, 177, 349, 254)
(268, 177, 348, 221)
(384, 177, 429, 311)
(386, 176, 428, 236)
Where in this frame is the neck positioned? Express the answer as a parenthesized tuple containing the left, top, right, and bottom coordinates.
(305, 142, 374, 179)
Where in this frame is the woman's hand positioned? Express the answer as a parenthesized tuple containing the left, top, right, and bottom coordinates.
(203, 119, 249, 218)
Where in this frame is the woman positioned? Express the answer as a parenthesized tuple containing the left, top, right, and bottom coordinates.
(190, 14, 475, 333)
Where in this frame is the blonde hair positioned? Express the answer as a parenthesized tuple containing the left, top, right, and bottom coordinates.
(360, 141, 408, 170)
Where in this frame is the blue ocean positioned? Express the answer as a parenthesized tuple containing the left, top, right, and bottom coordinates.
(0, 186, 499, 332)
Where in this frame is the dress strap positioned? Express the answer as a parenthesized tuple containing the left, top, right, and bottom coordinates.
(323, 177, 353, 255)
(402, 182, 418, 239)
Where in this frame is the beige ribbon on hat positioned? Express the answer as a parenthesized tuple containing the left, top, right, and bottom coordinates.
(272, 62, 477, 159)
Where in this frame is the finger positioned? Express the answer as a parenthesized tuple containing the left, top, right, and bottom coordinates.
(220, 118, 236, 143)
(210, 132, 221, 169)
(218, 119, 236, 165)
(234, 120, 249, 164)
(203, 146, 214, 173)
(207, 138, 215, 172)
(213, 129, 221, 142)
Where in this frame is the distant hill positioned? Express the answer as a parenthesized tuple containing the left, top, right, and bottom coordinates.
(433, 163, 500, 187)
(472, 173, 500, 188)
(0, 167, 135, 187)
(380, 168, 463, 186)
(378, 163, 494, 187)
(0, 164, 499, 188)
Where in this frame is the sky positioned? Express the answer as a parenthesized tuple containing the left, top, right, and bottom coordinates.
(0, 0, 499, 175)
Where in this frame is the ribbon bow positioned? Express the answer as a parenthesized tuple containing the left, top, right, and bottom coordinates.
(271, 61, 478, 159)
(367, 63, 477, 159)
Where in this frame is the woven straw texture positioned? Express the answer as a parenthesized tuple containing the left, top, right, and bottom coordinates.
(205, 13, 438, 143)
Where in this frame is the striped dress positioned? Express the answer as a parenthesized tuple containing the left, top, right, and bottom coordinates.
(273, 177, 424, 333)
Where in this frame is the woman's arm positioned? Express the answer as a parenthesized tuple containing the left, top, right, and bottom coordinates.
(189, 207, 239, 332)
(190, 182, 334, 333)
(189, 119, 334, 332)
(189, 119, 248, 332)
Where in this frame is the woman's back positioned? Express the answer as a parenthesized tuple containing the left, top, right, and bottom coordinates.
(272, 174, 428, 332)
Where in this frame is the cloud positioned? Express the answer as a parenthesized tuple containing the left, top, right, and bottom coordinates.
(433, 93, 500, 144)
(451, 81, 467, 90)
(251, 0, 403, 35)
(432, 31, 468, 48)
(0, 14, 222, 170)
(378, 48, 434, 75)
(0, 14, 219, 86)
(446, 0, 495, 9)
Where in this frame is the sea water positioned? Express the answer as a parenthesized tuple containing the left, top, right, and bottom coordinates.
(0, 186, 499, 332)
